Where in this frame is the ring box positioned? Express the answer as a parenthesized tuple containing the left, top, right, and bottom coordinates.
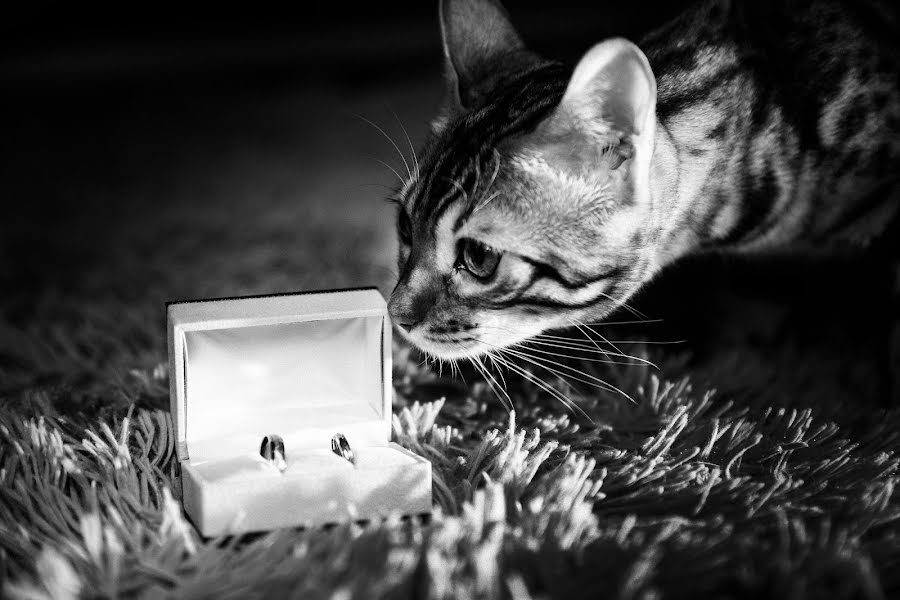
(167, 288, 432, 536)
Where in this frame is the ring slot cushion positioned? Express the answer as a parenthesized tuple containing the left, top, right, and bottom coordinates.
(167, 288, 432, 536)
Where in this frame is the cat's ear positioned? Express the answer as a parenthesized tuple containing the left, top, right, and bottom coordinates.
(538, 39, 657, 172)
(440, 0, 537, 109)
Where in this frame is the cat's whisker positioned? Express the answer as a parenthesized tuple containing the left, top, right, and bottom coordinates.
(388, 106, 420, 179)
(535, 334, 670, 353)
(521, 341, 656, 368)
(445, 177, 470, 204)
(486, 345, 591, 420)
(592, 289, 649, 320)
(568, 317, 617, 359)
(453, 357, 469, 386)
(470, 161, 482, 202)
(487, 150, 502, 191)
(578, 318, 664, 326)
(596, 339, 686, 345)
(472, 358, 514, 411)
(474, 191, 502, 213)
(487, 333, 644, 362)
(529, 329, 640, 349)
(471, 340, 564, 409)
(526, 337, 657, 366)
(470, 324, 655, 365)
(498, 352, 595, 422)
(484, 351, 515, 411)
(569, 317, 632, 361)
(489, 340, 636, 403)
(365, 156, 407, 186)
(485, 350, 510, 391)
(471, 354, 513, 412)
(473, 151, 503, 213)
(477, 338, 611, 413)
(531, 333, 617, 347)
(352, 113, 413, 180)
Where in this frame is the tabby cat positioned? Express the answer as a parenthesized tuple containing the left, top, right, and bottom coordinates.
(387, 0, 900, 362)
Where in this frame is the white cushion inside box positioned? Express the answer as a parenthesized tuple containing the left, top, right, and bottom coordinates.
(189, 446, 422, 484)
(183, 444, 431, 535)
(182, 315, 385, 462)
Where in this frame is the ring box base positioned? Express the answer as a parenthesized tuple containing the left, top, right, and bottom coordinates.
(182, 443, 431, 536)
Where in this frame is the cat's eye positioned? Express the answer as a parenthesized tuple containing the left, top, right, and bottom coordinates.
(457, 238, 501, 280)
(397, 209, 412, 244)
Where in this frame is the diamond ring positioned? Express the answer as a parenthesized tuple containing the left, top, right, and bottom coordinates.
(331, 433, 355, 465)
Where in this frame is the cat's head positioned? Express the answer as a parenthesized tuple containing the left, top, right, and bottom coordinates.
(388, 0, 659, 359)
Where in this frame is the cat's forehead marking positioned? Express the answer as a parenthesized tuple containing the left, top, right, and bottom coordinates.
(409, 62, 570, 225)
(433, 201, 466, 271)
(449, 150, 504, 233)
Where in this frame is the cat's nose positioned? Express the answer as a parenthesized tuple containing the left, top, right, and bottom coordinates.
(388, 293, 425, 333)
(388, 281, 433, 333)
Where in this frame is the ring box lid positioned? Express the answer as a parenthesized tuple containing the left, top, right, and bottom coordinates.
(167, 288, 392, 464)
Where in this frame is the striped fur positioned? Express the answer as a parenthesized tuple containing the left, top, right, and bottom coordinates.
(388, 0, 900, 360)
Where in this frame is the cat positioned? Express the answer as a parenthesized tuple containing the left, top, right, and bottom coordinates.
(387, 0, 900, 364)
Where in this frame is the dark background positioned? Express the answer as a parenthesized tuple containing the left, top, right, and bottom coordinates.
(0, 1, 691, 286)
(2, 3, 689, 73)
(0, 1, 894, 412)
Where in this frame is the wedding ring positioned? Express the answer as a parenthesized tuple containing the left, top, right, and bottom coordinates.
(260, 434, 287, 473)
(331, 433, 355, 465)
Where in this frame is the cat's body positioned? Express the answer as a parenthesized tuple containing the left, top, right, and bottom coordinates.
(646, 0, 900, 256)
(388, 0, 900, 362)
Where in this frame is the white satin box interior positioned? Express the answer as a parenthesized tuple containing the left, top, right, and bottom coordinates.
(167, 288, 432, 536)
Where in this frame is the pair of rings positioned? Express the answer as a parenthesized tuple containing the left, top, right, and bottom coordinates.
(259, 433, 355, 472)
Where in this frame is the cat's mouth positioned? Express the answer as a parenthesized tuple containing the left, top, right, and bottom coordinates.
(409, 331, 485, 360)
(396, 318, 548, 360)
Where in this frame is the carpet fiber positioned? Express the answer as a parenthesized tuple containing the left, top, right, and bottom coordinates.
(3, 341, 900, 598)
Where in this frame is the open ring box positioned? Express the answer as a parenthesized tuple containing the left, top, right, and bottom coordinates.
(167, 288, 432, 536)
